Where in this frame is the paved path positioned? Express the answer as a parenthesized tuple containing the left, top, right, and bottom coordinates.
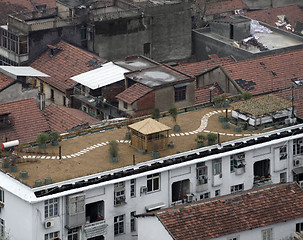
(21, 109, 254, 159)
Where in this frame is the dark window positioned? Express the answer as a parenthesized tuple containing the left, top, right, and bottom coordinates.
(123, 101, 128, 109)
(130, 211, 136, 232)
(50, 89, 54, 100)
(174, 86, 186, 102)
(114, 215, 125, 235)
(296, 222, 303, 232)
(147, 173, 160, 192)
(63, 96, 66, 106)
(143, 43, 151, 56)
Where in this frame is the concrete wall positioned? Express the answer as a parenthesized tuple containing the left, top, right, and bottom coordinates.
(0, 82, 38, 104)
(154, 81, 195, 112)
(196, 67, 241, 95)
(144, 3, 192, 62)
(242, 0, 303, 10)
(138, 216, 173, 240)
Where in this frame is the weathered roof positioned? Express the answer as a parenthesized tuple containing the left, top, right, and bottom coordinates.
(0, 66, 49, 80)
(205, 0, 248, 16)
(148, 183, 303, 240)
(0, 0, 56, 24)
(242, 5, 303, 32)
(43, 104, 100, 133)
(175, 55, 235, 76)
(128, 118, 171, 135)
(0, 72, 14, 90)
(0, 98, 50, 144)
(31, 41, 105, 93)
(195, 83, 223, 104)
(116, 83, 153, 104)
(232, 94, 291, 116)
(71, 62, 129, 90)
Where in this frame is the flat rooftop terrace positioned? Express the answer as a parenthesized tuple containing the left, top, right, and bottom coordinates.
(0, 104, 282, 188)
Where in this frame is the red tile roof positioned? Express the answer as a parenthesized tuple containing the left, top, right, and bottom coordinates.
(0, 72, 14, 90)
(31, 41, 105, 93)
(0, 0, 56, 24)
(175, 55, 235, 76)
(0, 98, 50, 144)
(242, 5, 303, 32)
(43, 104, 100, 133)
(116, 83, 153, 104)
(205, 0, 248, 16)
(195, 83, 224, 104)
(151, 183, 303, 240)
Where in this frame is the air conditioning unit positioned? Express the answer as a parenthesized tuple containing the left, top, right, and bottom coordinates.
(299, 180, 303, 188)
(44, 219, 54, 229)
(186, 194, 195, 203)
(198, 175, 207, 184)
(140, 186, 148, 195)
(294, 158, 302, 167)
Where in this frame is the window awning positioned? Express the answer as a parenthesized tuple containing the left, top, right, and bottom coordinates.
(145, 202, 165, 212)
(174, 82, 189, 88)
(293, 166, 303, 175)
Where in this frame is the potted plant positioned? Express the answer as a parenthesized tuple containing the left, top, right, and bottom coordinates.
(49, 131, 60, 146)
(36, 132, 49, 149)
(169, 107, 181, 132)
(213, 96, 223, 108)
(1, 151, 10, 168)
(9, 155, 18, 172)
(195, 134, 206, 148)
(109, 140, 118, 162)
(207, 132, 217, 145)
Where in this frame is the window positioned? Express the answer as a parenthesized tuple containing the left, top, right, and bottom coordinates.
(293, 138, 303, 156)
(174, 86, 186, 102)
(44, 231, 59, 240)
(50, 89, 54, 100)
(130, 179, 136, 198)
(199, 192, 210, 200)
(296, 222, 303, 232)
(44, 198, 58, 218)
(0, 218, 4, 238)
(114, 182, 126, 205)
(68, 195, 85, 215)
(130, 211, 136, 232)
(68, 228, 78, 240)
(261, 228, 272, 240)
(0, 189, 4, 205)
(213, 159, 222, 175)
(280, 146, 287, 160)
(147, 173, 160, 192)
(63, 96, 66, 106)
(143, 43, 151, 57)
(280, 172, 286, 183)
(230, 153, 245, 172)
(215, 189, 220, 197)
(227, 237, 238, 240)
(196, 163, 208, 184)
(80, 26, 87, 40)
(231, 184, 244, 194)
(123, 101, 128, 110)
(114, 215, 125, 235)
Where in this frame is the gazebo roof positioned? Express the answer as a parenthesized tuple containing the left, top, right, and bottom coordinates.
(128, 118, 171, 135)
(232, 94, 291, 117)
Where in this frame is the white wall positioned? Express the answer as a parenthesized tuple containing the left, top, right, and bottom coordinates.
(138, 216, 173, 240)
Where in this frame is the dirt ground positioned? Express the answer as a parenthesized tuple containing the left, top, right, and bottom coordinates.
(8, 107, 271, 187)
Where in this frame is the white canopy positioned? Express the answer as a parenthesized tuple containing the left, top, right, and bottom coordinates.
(71, 62, 129, 90)
(0, 66, 49, 79)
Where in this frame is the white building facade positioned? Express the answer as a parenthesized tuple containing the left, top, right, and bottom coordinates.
(1, 124, 303, 240)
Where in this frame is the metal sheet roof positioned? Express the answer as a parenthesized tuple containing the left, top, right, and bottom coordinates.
(0, 66, 49, 79)
(71, 62, 129, 90)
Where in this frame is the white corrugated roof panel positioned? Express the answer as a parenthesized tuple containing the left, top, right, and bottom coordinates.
(0, 66, 50, 79)
(71, 62, 129, 89)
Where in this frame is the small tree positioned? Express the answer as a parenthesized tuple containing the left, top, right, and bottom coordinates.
(241, 92, 252, 100)
(152, 108, 160, 120)
(49, 131, 60, 146)
(195, 133, 206, 148)
(207, 132, 217, 145)
(169, 107, 178, 123)
(36, 132, 49, 148)
(109, 140, 118, 158)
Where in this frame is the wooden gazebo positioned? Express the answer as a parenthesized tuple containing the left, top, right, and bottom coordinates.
(128, 118, 171, 152)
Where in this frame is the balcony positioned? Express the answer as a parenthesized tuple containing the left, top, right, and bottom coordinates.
(84, 220, 108, 239)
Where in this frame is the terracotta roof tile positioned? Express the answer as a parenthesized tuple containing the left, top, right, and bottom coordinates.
(154, 183, 303, 240)
(195, 83, 224, 104)
(242, 5, 303, 32)
(0, 98, 50, 144)
(43, 104, 100, 133)
(175, 55, 235, 76)
(116, 83, 153, 104)
(31, 41, 105, 93)
(0, 0, 56, 24)
(205, 0, 248, 16)
(0, 72, 14, 90)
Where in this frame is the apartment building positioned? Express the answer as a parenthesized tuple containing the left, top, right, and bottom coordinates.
(1, 118, 303, 239)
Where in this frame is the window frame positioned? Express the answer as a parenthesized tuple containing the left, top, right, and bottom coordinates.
(68, 228, 78, 240)
(114, 214, 125, 236)
(130, 179, 136, 198)
(0, 188, 4, 206)
(199, 192, 210, 200)
(174, 86, 186, 102)
(261, 228, 272, 240)
(0, 218, 4, 238)
(196, 163, 208, 184)
(215, 189, 220, 197)
(279, 146, 287, 160)
(44, 231, 59, 240)
(130, 211, 136, 232)
(44, 198, 59, 218)
(230, 183, 244, 194)
(296, 222, 303, 232)
(114, 182, 126, 206)
(213, 159, 222, 175)
(147, 173, 160, 193)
